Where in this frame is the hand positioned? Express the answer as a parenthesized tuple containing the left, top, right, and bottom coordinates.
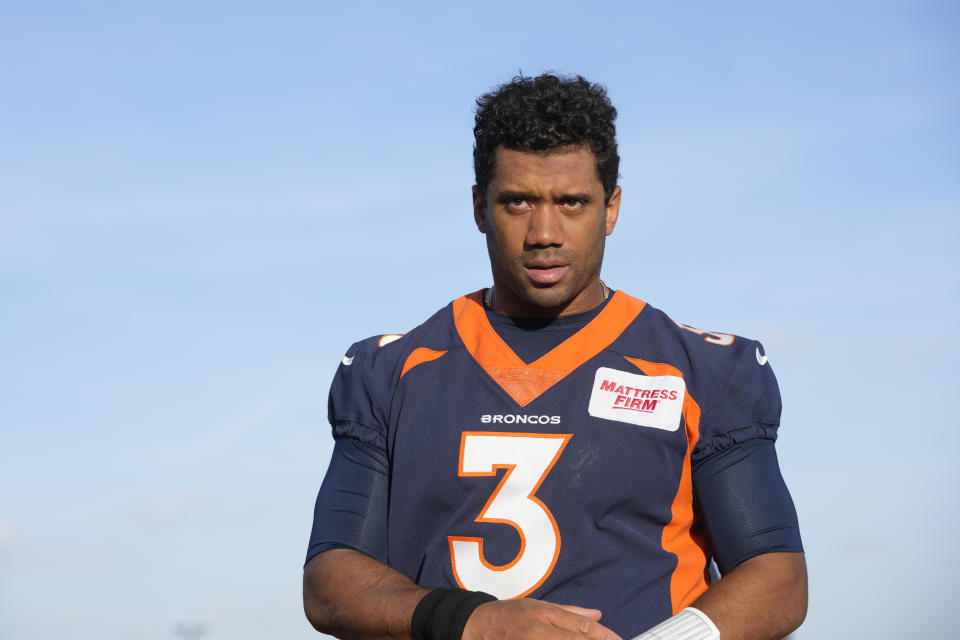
(462, 598, 622, 640)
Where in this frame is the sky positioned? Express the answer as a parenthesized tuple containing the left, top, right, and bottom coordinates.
(1, 1, 958, 638)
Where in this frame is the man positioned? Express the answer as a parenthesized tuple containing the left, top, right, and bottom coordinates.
(304, 74, 807, 640)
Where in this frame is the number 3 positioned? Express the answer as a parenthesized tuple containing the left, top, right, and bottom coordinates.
(448, 432, 571, 599)
(672, 318, 734, 346)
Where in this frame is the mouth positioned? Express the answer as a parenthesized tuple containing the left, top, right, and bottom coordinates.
(524, 261, 569, 285)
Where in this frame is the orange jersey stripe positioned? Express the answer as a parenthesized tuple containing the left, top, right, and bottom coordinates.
(623, 356, 710, 613)
(453, 290, 646, 407)
(400, 347, 448, 379)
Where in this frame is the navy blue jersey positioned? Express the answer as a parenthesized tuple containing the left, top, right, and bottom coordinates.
(323, 290, 785, 634)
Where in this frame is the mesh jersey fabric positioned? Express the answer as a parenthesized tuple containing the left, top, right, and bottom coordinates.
(306, 289, 802, 636)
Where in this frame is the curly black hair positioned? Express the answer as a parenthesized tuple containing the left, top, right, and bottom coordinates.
(473, 73, 619, 203)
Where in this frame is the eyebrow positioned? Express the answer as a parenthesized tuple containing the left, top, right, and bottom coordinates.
(558, 192, 592, 202)
(496, 190, 539, 203)
(495, 190, 593, 203)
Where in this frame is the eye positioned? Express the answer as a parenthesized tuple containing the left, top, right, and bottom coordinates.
(505, 198, 532, 212)
(559, 197, 585, 210)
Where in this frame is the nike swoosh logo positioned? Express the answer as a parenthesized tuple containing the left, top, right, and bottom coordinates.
(341, 355, 354, 366)
(755, 347, 768, 366)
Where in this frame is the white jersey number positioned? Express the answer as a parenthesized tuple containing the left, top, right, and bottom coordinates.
(448, 432, 571, 599)
(671, 318, 735, 346)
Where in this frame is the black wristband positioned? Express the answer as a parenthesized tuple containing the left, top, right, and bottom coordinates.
(411, 588, 497, 640)
(412, 589, 452, 640)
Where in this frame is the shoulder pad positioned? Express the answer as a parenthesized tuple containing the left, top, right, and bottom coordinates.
(327, 333, 410, 448)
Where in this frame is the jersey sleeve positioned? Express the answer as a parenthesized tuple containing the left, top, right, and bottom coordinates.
(327, 338, 396, 450)
(306, 336, 401, 564)
(305, 437, 390, 565)
(692, 340, 781, 463)
(692, 439, 803, 573)
(690, 341, 802, 573)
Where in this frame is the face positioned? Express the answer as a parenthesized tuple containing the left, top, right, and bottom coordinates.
(473, 145, 620, 317)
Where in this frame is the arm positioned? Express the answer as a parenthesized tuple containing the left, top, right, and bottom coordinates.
(304, 548, 623, 640)
(303, 548, 429, 640)
(691, 552, 807, 640)
(688, 439, 807, 640)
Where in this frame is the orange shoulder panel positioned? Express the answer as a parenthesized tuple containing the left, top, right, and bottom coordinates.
(400, 347, 448, 379)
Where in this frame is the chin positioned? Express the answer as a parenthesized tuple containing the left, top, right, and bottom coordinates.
(523, 285, 575, 310)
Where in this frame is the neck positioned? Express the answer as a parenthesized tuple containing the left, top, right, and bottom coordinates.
(484, 280, 609, 317)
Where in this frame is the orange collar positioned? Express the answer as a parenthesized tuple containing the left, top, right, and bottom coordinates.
(452, 290, 646, 406)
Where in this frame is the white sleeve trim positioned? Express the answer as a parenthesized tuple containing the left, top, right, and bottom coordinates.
(629, 607, 720, 640)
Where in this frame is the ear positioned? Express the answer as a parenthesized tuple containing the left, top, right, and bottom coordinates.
(472, 185, 486, 234)
(604, 185, 621, 236)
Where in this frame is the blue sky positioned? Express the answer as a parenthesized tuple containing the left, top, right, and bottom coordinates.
(1, 2, 958, 638)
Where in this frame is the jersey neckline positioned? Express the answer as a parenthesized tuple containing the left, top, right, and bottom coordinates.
(483, 293, 612, 332)
(452, 289, 647, 407)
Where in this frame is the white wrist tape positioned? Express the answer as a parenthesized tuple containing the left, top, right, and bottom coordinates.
(629, 607, 720, 640)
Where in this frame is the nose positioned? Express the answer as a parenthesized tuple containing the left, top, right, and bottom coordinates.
(524, 206, 564, 248)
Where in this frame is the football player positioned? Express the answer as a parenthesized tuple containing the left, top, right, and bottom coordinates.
(303, 74, 807, 640)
